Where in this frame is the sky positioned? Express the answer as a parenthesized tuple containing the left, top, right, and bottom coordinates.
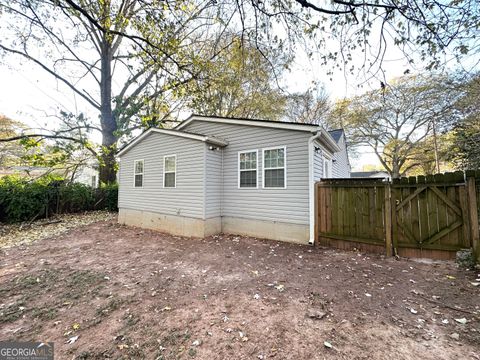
(0, 43, 413, 171)
(0, 6, 475, 172)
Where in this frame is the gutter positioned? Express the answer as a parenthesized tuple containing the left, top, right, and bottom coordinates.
(308, 130, 323, 245)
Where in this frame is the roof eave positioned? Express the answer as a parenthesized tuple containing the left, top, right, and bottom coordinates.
(176, 114, 320, 133)
(317, 128, 341, 153)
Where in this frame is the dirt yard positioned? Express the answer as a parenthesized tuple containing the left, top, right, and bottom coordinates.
(1, 217, 479, 359)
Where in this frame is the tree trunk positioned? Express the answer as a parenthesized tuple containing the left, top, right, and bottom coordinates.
(98, 39, 118, 184)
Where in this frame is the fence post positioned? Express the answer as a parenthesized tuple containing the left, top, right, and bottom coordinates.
(384, 183, 393, 257)
(466, 172, 480, 263)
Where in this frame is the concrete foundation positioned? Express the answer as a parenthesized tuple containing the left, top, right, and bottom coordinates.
(119, 208, 309, 244)
(118, 208, 215, 238)
(221, 216, 309, 244)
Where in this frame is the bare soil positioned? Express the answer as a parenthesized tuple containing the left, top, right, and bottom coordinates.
(1, 218, 479, 359)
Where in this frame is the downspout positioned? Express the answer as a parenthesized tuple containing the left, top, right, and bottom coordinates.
(308, 131, 323, 245)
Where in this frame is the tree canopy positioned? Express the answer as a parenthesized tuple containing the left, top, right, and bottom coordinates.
(330, 74, 460, 178)
(186, 36, 288, 120)
(0, 0, 479, 183)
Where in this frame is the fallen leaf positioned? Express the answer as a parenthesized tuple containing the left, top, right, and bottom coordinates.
(307, 310, 326, 320)
(324, 341, 332, 349)
(66, 335, 79, 345)
(450, 333, 460, 340)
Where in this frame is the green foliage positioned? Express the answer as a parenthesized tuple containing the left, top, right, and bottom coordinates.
(328, 74, 460, 178)
(186, 36, 288, 120)
(448, 74, 480, 169)
(0, 175, 118, 223)
(58, 183, 94, 213)
(0, 175, 56, 223)
(99, 183, 118, 212)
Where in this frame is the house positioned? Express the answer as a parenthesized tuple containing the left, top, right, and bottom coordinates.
(351, 170, 390, 179)
(117, 115, 350, 245)
(73, 162, 99, 188)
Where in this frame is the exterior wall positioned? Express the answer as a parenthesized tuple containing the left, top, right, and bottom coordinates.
(117, 120, 349, 244)
(118, 208, 209, 237)
(118, 132, 205, 219)
(313, 140, 325, 181)
(74, 165, 98, 188)
(222, 217, 309, 244)
(332, 135, 351, 178)
(182, 120, 312, 226)
(313, 136, 350, 181)
(205, 147, 223, 219)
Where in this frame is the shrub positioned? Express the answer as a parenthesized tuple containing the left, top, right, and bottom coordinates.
(59, 183, 94, 213)
(0, 176, 53, 223)
(0, 175, 118, 223)
(101, 183, 118, 212)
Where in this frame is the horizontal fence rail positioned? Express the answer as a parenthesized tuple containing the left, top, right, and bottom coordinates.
(316, 171, 480, 261)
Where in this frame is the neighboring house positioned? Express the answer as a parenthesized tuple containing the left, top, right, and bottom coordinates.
(117, 115, 350, 245)
(73, 163, 99, 188)
(351, 170, 390, 179)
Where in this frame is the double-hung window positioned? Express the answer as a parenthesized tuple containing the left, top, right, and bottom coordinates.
(163, 155, 176, 188)
(263, 146, 286, 188)
(134, 160, 144, 188)
(238, 150, 257, 188)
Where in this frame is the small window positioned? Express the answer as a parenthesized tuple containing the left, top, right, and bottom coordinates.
(91, 175, 97, 188)
(238, 150, 257, 188)
(263, 147, 286, 188)
(134, 160, 144, 188)
(163, 155, 176, 188)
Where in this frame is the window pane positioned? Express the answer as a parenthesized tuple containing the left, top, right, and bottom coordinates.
(264, 169, 285, 187)
(134, 174, 143, 187)
(164, 172, 175, 187)
(240, 170, 256, 187)
(165, 156, 175, 172)
(135, 161, 143, 174)
(264, 148, 284, 169)
(240, 151, 256, 170)
(278, 149, 285, 166)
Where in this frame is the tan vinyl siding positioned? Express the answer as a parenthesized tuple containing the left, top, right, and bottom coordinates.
(182, 120, 311, 225)
(118, 132, 205, 219)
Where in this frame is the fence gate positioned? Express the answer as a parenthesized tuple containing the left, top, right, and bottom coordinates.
(316, 171, 480, 260)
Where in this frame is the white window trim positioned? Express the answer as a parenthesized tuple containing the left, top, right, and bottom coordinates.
(262, 146, 287, 189)
(133, 159, 144, 188)
(163, 154, 177, 188)
(238, 149, 259, 189)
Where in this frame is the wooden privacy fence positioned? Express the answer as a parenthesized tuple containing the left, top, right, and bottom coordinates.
(315, 170, 480, 260)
